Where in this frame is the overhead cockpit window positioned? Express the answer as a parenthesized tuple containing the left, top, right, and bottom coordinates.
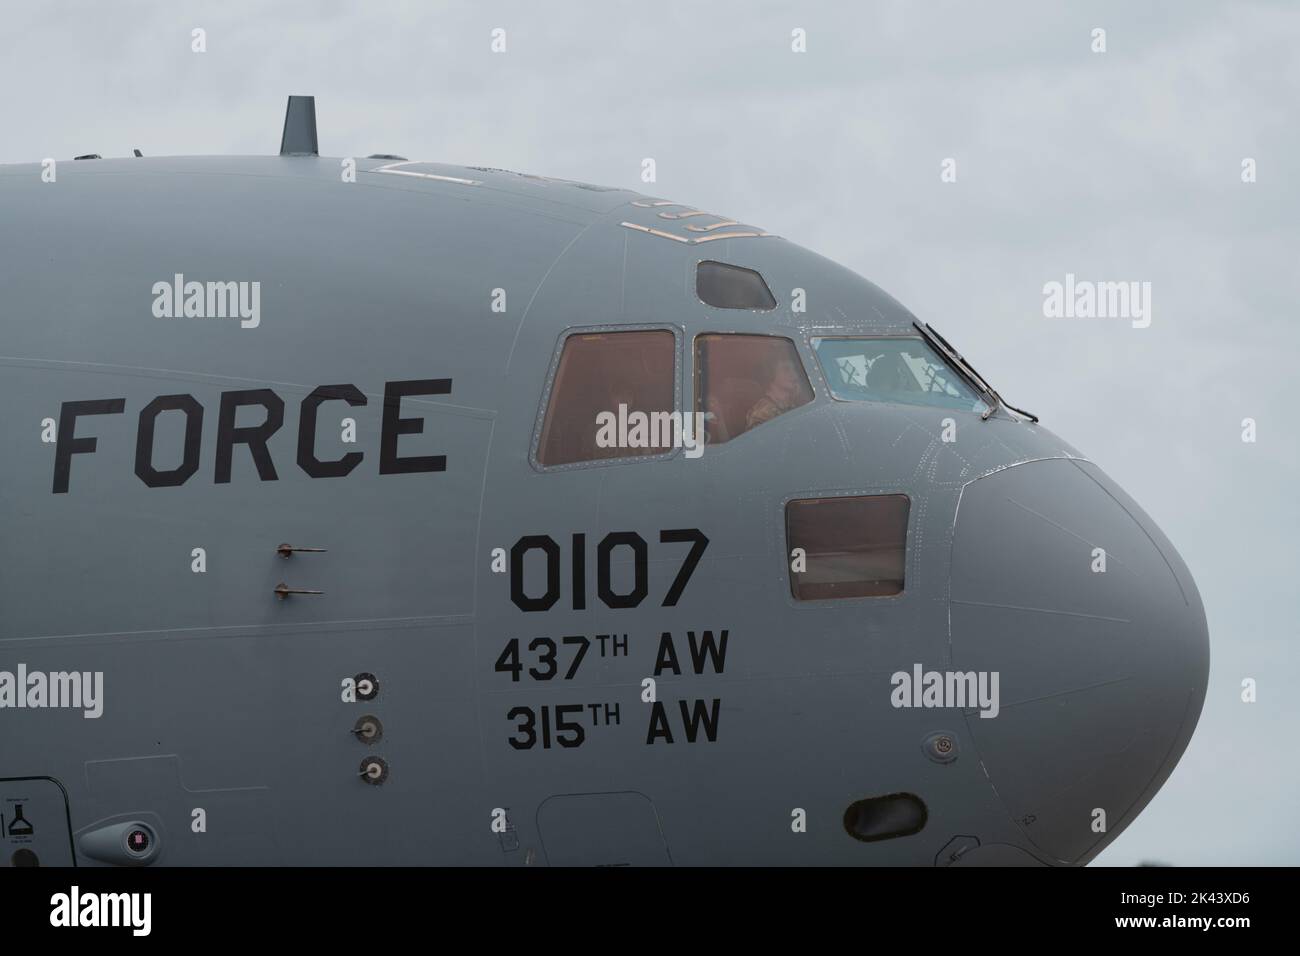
(695, 334, 814, 444)
(537, 330, 675, 466)
(696, 261, 777, 311)
(786, 495, 909, 600)
(811, 337, 989, 414)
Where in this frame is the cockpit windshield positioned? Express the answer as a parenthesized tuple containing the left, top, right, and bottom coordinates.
(810, 336, 989, 414)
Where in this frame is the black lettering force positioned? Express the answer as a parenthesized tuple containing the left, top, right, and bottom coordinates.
(50, 379, 451, 493)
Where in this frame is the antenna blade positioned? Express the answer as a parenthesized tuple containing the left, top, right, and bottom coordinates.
(279, 95, 318, 156)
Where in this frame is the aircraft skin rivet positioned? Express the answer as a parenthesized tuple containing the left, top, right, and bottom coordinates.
(923, 731, 959, 764)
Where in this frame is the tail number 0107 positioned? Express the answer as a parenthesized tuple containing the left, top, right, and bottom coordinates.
(509, 529, 709, 612)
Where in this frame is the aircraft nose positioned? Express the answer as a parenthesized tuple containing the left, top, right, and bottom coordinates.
(948, 457, 1209, 864)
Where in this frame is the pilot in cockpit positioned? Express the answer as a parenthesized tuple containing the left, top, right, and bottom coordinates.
(746, 356, 806, 431)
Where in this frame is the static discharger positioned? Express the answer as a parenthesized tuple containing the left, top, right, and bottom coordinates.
(277, 543, 327, 559)
(274, 582, 323, 600)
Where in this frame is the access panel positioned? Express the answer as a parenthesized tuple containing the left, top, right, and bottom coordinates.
(2, 776, 75, 866)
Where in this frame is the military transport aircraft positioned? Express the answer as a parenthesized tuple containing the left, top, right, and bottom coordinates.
(0, 97, 1208, 866)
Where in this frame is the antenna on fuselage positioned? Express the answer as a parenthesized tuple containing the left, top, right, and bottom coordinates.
(279, 95, 318, 156)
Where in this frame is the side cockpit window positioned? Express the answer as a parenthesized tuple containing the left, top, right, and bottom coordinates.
(696, 261, 777, 311)
(786, 495, 909, 599)
(695, 334, 813, 444)
(811, 336, 988, 414)
(537, 330, 675, 466)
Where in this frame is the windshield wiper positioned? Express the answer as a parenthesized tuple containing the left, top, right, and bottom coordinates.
(912, 321, 1038, 423)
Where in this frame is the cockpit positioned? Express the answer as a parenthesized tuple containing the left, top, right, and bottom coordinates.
(531, 258, 1030, 469)
(810, 336, 989, 415)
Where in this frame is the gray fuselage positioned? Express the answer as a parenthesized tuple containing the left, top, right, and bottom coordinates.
(0, 155, 1209, 866)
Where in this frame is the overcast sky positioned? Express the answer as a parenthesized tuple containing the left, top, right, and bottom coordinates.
(3, 1, 1297, 865)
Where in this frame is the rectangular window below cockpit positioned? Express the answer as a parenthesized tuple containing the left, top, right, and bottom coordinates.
(786, 495, 909, 600)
